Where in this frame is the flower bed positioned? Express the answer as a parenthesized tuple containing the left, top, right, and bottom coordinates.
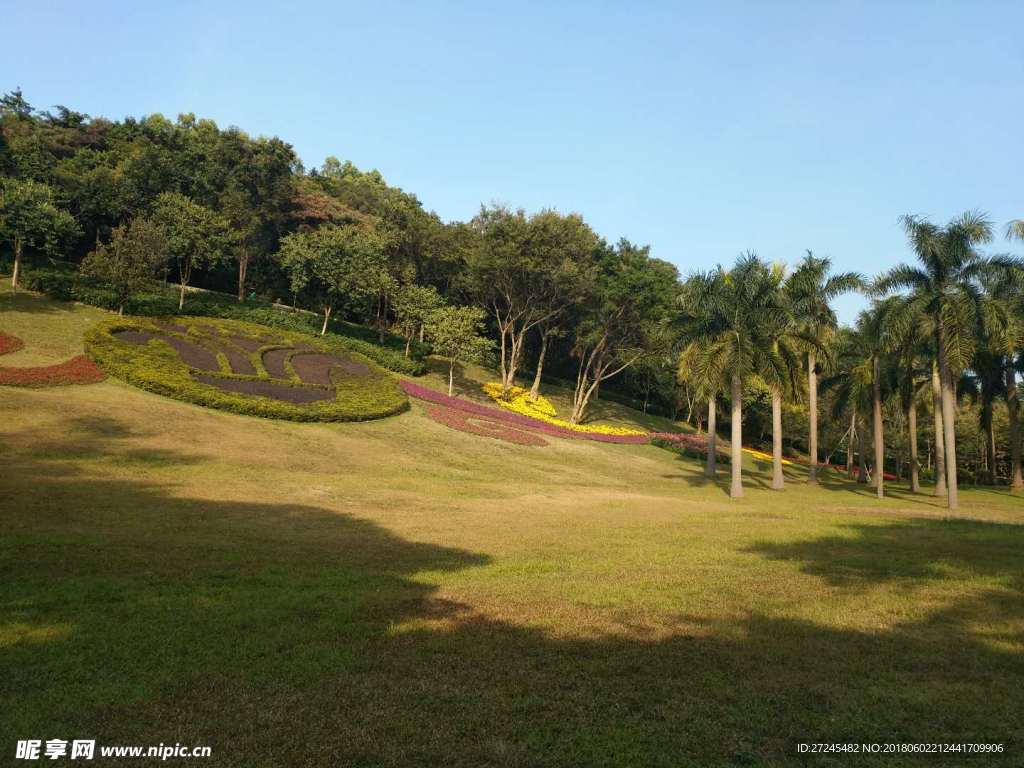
(0, 355, 106, 387)
(0, 331, 26, 357)
(86, 316, 408, 422)
(401, 381, 649, 444)
(423, 404, 549, 446)
(481, 382, 648, 437)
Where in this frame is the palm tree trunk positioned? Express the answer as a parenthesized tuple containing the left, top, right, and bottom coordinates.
(807, 351, 818, 483)
(857, 416, 868, 484)
(705, 398, 717, 477)
(529, 333, 549, 400)
(11, 239, 22, 290)
(932, 361, 947, 496)
(873, 356, 884, 499)
(730, 374, 743, 498)
(907, 397, 920, 493)
(847, 410, 855, 479)
(982, 402, 996, 485)
(1007, 362, 1022, 491)
(771, 388, 784, 490)
(936, 338, 959, 510)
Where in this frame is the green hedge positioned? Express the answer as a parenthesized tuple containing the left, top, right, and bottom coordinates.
(21, 266, 429, 376)
(85, 316, 409, 422)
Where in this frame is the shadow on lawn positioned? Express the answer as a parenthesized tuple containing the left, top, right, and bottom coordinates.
(1, 416, 1022, 766)
(0, 288, 70, 316)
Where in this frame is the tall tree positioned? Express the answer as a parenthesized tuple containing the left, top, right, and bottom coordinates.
(278, 224, 392, 335)
(468, 206, 597, 397)
(876, 212, 1007, 509)
(0, 177, 78, 288)
(569, 240, 677, 425)
(425, 305, 494, 396)
(150, 192, 231, 311)
(785, 252, 863, 483)
(79, 218, 165, 314)
(682, 253, 788, 499)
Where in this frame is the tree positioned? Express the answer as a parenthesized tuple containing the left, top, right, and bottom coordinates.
(785, 252, 863, 484)
(393, 282, 445, 357)
(876, 212, 1009, 509)
(80, 218, 165, 314)
(278, 224, 391, 335)
(682, 253, 788, 498)
(425, 305, 494, 396)
(678, 341, 724, 477)
(1000, 221, 1024, 489)
(568, 240, 677, 425)
(467, 206, 597, 396)
(150, 192, 231, 311)
(0, 177, 78, 289)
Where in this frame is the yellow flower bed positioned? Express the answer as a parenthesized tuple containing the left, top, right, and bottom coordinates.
(742, 447, 794, 466)
(482, 382, 647, 437)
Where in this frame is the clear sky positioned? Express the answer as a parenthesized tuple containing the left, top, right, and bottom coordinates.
(4, 0, 1023, 323)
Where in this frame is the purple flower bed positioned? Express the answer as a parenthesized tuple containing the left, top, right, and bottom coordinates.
(400, 380, 650, 444)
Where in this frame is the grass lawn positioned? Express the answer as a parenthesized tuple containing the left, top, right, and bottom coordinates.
(1, 286, 1023, 766)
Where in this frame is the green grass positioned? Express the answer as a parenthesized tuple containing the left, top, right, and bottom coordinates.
(1, 287, 1023, 767)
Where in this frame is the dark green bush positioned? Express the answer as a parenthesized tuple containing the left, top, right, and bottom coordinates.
(85, 316, 409, 422)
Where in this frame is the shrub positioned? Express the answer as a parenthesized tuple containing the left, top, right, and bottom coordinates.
(85, 316, 408, 422)
(0, 355, 105, 387)
(423, 404, 548, 446)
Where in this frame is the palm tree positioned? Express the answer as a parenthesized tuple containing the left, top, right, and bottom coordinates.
(678, 342, 723, 477)
(682, 253, 788, 498)
(1000, 221, 1024, 489)
(822, 302, 895, 498)
(786, 252, 864, 484)
(875, 212, 1001, 510)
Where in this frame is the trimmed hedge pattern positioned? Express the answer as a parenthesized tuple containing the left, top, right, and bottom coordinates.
(86, 316, 409, 422)
(20, 266, 428, 376)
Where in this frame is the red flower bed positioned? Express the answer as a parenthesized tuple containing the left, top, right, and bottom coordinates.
(0, 355, 106, 387)
(0, 331, 25, 357)
(401, 381, 649, 444)
(424, 404, 549, 446)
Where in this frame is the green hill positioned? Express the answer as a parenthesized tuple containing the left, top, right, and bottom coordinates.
(2, 286, 1023, 767)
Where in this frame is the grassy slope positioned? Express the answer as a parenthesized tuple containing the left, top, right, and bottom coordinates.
(1, 287, 1023, 767)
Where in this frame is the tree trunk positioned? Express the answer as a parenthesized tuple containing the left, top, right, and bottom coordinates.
(178, 281, 186, 312)
(807, 351, 818, 484)
(847, 410, 856, 479)
(730, 374, 743, 498)
(983, 403, 996, 485)
(529, 333, 549, 401)
(1007, 362, 1022, 491)
(378, 293, 388, 344)
(321, 305, 332, 336)
(448, 361, 454, 396)
(932, 360, 947, 496)
(404, 336, 411, 358)
(11, 239, 22, 290)
(908, 397, 920, 493)
(705, 398, 717, 478)
(237, 250, 249, 302)
(771, 388, 784, 490)
(857, 416, 868, 484)
(118, 304, 124, 316)
(937, 337, 959, 510)
(873, 356, 884, 499)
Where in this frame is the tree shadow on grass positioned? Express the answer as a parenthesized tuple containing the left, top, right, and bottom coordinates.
(0, 288, 70, 316)
(1, 417, 1023, 766)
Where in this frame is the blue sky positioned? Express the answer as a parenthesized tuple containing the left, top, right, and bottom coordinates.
(4, 0, 1023, 323)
